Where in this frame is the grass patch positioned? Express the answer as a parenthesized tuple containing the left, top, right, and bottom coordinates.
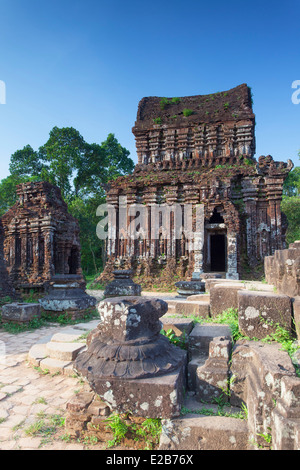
(104, 413, 162, 450)
(24, 412, 65, 446)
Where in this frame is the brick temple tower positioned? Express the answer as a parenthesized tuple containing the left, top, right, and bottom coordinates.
(101, 84, 293, 282)
(1, 181, 84, 292)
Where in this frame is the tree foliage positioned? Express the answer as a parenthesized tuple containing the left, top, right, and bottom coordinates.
(281, 153, 300, 245)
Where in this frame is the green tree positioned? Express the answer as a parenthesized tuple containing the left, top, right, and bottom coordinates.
(68, 195, 106, 274)
(9, 144, 46, 178)
(75, 134, 134, 197)
(283, 166, 300, 197)
(0, 174, 40, 216)
(281, 196, 300, 244)
(38, 126, 87, 199)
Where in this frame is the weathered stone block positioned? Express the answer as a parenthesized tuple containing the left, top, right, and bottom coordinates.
(230, 340, 296, 408)
(293, 297, 300, 340)
(27, 344, 48, 366)
(89, 366, 186, 419)
(159, 413, 249, 450)
(1, 302, 41, 323)
(210, 283, 245, 317)
(195, 336, 231, 402)
(39, 357, 73, 375)
(188, 323, 232, 360)
(265, 241, 300, 297)
(174, 300, 210, 317)
(187, 354, 207, 391)
(238, 290, 292, 339)
(161, 316, 194, 336)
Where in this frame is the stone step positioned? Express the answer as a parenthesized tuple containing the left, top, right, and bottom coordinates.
(166, 297, 210, 317)
(45, 342, 86, 362)
(50, 328, 87, 343)
(39, 357, 74, 376)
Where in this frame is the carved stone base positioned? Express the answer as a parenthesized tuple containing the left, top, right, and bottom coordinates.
(74, 296, 187, 417)
(175, 280, 205, 297)
(39, 274, 97, 318)
(103, 270, 141, 297)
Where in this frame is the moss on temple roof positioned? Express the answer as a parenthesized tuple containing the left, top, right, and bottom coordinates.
(133, 83, 255, 130)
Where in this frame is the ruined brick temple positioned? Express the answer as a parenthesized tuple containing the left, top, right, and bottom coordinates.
(1, 181, 84, 292)
(101, 84, 293, 284)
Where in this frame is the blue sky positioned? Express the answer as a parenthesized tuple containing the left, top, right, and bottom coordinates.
(0, 0, 299, 179)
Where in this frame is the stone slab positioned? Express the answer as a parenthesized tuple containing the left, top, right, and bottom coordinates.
(188, 294, 210, 301)
(210, 283, 246, 317)
(238, 290, 292, 339)
(175, 301, 210, 317)
(159, 413, 249, 450)
(1, 303, 41, 323)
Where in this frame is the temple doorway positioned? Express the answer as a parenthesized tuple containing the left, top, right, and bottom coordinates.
(210, 233, 226, 272)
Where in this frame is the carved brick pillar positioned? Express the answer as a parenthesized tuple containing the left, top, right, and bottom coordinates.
(226, 233, 239, 279)
(31, 226, 40, 280)
(42, 228, 55, 280)
(143, 186, 158, 259)
(242, 178, 259, 266)
(106, 190, 119, 258)
(126, 190, 137, 258)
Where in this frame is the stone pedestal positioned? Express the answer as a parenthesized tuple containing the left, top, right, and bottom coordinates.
(39, 275, 97, 320)
(74, 296, 187, 418)
(103, 269, 141, 297)
(175, 280, 205, 297)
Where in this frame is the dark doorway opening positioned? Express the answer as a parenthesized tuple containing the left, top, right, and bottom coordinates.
(68, 247, 79, 274)
(211, 234, 226, 271)
(209, 208, 224, 224)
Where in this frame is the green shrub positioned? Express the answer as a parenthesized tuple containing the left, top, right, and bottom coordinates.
(183, 108, 193, 117)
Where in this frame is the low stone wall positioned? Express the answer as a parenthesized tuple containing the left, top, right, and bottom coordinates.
(264, 240, 300, 298)
(230, 340, 300, 450)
